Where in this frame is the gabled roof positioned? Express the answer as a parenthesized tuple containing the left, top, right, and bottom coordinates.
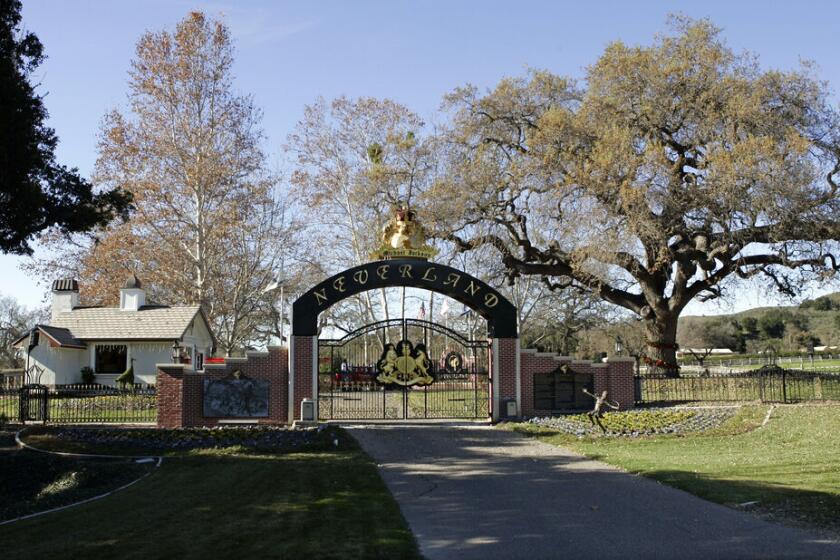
(50, 306, 209, 342)
(12, 325, 87, 349)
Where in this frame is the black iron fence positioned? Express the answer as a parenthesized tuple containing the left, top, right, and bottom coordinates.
(636, 367, 840, 405)
(0, 384, 157, 424)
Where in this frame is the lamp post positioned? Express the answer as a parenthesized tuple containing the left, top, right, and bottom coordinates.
(26, 327, 40, 385)
(808, 341, 815, 370)
(262, 277, 286, 346)
(614, 338, 624, 357)
(171, 340, 182, 363)
(765, 345, 777, 366)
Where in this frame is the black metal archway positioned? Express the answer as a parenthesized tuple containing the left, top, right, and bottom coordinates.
(291, 259, 518, 339)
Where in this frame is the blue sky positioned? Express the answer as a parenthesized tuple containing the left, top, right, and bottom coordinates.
(5, 0, 840, 313)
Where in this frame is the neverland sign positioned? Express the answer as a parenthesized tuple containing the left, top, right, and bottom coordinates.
(292, 258, 518, 338)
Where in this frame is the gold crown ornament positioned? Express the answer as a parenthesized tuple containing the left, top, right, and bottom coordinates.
(370, 205, 438, 260)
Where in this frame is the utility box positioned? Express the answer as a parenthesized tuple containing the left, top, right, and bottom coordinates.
(300, 399, 316, 422)
(503, 399, 518, 419)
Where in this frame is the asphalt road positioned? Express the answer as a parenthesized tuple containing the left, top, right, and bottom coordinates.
(346, 423, 840, 560)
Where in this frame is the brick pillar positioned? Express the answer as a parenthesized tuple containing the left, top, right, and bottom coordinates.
(290, 335, 316, 423)
(267, 347, 290, 423)
(592, 364, 609, 402)
(494, 338, 519, 420)
(156, 365, 186, 428)
(605, 357, 635, 410)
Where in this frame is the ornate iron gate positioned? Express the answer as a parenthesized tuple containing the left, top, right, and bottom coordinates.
(318, 318, 490, 420)
(19, 384, 49, 422)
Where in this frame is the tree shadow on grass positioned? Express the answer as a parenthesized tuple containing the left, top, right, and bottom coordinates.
(1, 436, 422, 560)
(628, 468, 840, 539)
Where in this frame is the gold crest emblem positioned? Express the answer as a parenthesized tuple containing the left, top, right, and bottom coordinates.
(376, 340, 435, 386)
(371, 205, 438, 260)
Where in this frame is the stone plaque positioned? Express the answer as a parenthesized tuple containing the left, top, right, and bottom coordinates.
(203, 377, 269, 418)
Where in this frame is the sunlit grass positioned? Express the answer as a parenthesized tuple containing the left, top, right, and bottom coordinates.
(511, 405, 840, 534)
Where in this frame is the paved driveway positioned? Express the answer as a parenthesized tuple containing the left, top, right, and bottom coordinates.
(347, 423, 840, 560)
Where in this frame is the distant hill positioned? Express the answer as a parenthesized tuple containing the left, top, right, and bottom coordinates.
(677, 292, 840, 352)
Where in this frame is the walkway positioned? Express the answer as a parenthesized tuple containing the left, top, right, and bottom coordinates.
(347, 424, 840, 560)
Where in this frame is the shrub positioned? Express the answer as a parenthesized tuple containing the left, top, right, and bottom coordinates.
(80, 366, 95, 385)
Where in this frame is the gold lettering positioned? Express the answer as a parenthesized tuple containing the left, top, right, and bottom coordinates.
(353, 269, 368, 285)
(464, 280, 481, 296)
(421, 267, 437, 282)
(399, 264, 413, 278)
(484, 293, 499, 308)
(377, 265, 390, 280)
(333, 276, 346, 293)
(313, 288, 329, 306)
(443, 273, 461, 288)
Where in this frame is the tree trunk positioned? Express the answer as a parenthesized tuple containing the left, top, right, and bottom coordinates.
(643, 316, 680, 378)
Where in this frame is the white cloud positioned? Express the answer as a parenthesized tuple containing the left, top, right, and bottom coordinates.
(179, 2, 317, 45)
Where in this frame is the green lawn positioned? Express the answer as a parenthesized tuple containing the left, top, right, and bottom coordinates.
(686, 358, 840, 371)
(511, 405, 840, 535)
(1, 430, 420, 560)
(319, 386, 490, 419)
(729, 359, 840, 371)
(639, 374, 840, 403)
(1, 393, 157, 423)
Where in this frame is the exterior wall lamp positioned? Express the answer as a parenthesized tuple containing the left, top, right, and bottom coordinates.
(171, 340, 182, 363)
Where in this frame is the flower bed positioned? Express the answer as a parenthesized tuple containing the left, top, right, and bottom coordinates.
(40, 425, 337, 453)
(526, 407, 736, 437)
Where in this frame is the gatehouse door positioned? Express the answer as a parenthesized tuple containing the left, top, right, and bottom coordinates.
(317, 318, 490, 420)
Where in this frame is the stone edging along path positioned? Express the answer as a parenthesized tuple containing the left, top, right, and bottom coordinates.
(0, 427, 163, 527)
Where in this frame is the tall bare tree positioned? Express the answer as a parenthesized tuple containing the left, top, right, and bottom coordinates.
(287, 96, 437, 332)
(31, 12, 292, 354)
(430, 17, 840, 375)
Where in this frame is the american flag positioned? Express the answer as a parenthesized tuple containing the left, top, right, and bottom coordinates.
(417, 302, 426, 320)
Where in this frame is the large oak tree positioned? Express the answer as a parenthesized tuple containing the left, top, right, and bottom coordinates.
(429, 18, 840, 374)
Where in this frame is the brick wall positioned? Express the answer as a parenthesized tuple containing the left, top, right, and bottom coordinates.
(291, 335, 316, 423)
(495, 338, 518, 418)
(156, 346, 289, 428)
(520, 350, 635, 418)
